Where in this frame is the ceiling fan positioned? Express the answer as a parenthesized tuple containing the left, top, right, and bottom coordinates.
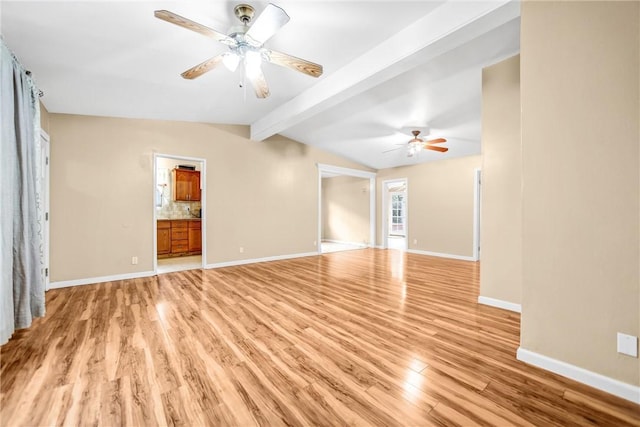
(384, 130, 448, 157)
(154, 3, 323, 98)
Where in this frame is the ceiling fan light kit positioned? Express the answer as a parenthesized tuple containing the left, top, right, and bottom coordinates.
(407, 141, 421, 157)
(384, 130, 449, 157)
(222, 52, 240, 72)
(154, 3, 323, 99)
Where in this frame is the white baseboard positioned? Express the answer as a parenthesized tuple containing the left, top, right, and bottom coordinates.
(49, 270, 156, 289)
(517, 347, 640, 404)
(478, 296, 522, 313)
(406, 249, 476, 262)
(206, 252, 319, 269)
(50, 252, 321, 287)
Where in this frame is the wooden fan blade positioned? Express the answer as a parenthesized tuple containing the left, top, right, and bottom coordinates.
(248, 68, 270, 98)
(181, 55, 224, 79)
(246, 4, 290, 45)
(425, 145, 448, 153)
(426, 138, 447, 144)
(267, 50, 323, 78)
(154, 10, 230, 42)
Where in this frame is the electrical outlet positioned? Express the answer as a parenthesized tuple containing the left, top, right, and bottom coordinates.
(239, 247, 244, 253)
(617, 333, 638, 357)
(413, 239, 418, 245)
(313, 241, 317, 246)
(131, 256, 138, 265)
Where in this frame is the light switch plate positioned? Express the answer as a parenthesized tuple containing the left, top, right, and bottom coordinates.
(617, 333, 638, 357)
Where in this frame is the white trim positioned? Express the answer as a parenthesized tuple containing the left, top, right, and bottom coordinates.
(317, 163, 376, 252)
(406, 249, 475, 262)
(369, 174, 376, 247)
(381, 178, 408, 250)
(473, 168, 481, 261)
(49, 270, 156, 289)
(316, 163, 376, 179)
(153, 153, 207, 274)
(317, 166, 322, 253)
(478, 296, 521, 313)
(153, 157, 158, 273)
(207, 252, 318, 269)
(517, 348, 640, 404)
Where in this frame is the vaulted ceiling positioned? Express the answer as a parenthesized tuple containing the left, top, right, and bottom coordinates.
(1, 1, 520, 169)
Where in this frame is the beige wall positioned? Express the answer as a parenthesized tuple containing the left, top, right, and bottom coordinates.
(521, 1, 639, 385)
(479, 55, 522, 305)
(40, 101, 49, 133)
(48, 114, 370, 282)
(377, 155, 480, 257)
(322, 176, 370, 244)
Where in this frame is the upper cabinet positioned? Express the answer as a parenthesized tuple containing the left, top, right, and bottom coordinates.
(172, 169, 201, 201)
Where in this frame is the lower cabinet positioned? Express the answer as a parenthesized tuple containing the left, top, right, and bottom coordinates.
(171, 220, 189, 255)
(188, 221, 202, 252)
(157, 219, 202, 258)
(157, 221, 171, 255)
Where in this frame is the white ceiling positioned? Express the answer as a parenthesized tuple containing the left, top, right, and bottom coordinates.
(1, 1, 520, 170)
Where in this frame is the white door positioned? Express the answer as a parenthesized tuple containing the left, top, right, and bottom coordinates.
(382, 179, 408, 250)
(389, 192, 406, 237)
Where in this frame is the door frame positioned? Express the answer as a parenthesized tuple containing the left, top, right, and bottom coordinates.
(381, 178, 408, 249)
(153, 153, 207, 273)
(473, 168, 481, 261)
(316, 163, 376, 253)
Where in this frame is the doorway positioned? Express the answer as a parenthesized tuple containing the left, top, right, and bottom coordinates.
(153, 154, 206, 274)
(382, 178, 408, 251)
(317, 164, 376, 254)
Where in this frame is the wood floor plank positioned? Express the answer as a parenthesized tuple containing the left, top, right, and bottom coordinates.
(1, 249, 639, 426)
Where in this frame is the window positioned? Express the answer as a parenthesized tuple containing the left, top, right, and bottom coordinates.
(390, 192, 405, 236)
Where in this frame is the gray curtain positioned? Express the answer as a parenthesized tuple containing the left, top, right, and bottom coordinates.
(1, 38, 45, 345)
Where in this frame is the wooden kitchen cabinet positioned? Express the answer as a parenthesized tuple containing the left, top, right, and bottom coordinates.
(157, 220, 171, 255)
(157, 219, 201, 258)
(172, 169, 201, 201)
(171, 220, 189, 255)
(188, 221, 202, 252)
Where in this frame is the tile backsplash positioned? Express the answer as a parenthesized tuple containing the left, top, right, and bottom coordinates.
(155, 181, 201, 219)
(156, 200, 201, 220)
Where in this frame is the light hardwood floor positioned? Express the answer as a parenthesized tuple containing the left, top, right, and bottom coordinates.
(1, 249, 639, 426)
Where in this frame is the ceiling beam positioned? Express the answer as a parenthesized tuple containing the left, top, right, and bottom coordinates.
(250, 0, 520, 141)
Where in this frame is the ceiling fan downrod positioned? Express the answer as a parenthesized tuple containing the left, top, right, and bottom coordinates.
(234, 4, 255, 25)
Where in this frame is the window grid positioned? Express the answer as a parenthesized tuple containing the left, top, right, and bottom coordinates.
(390, 193, 405, 235)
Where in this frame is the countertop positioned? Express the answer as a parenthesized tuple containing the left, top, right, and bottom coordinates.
(158, 218, 201, 221)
